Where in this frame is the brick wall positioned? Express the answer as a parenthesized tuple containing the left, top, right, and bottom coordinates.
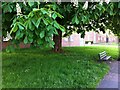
(84, 31, 118, 44)
(2, 41, 30, 49)
(62, 33, 81, 47)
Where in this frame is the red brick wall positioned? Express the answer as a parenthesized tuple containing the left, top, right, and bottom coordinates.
(2, 41, 30, 49)
(108, 35, 118, 43)
(62, 33, 80, 47)
(84, 31, 94, 41)
(84, 31, 118, 43)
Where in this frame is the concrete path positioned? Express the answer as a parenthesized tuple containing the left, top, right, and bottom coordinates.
(97, 61, 120, 89)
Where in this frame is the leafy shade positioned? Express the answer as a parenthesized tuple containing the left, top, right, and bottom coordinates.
(10, 5, 65, 48)
(2, 2, 17, 37)
(2, 2, 120, 50)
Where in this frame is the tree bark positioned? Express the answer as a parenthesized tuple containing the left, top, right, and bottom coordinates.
(53, 30, 62, 52)
(53, 17, 63, 52)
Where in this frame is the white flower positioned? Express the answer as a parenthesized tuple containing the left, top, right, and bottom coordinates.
(16, 3, 22, 15)
(83, 1, 88, 10)
(71, 26, 73, 28)
(99, 0, 103, 5)
(71, 0, 78, 7)
(105, 0, 110, 4)
(67, 26, 70, 29)
(57, 0, 61, 4)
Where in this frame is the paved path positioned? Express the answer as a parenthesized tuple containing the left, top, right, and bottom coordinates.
(97, 61, 120, 89)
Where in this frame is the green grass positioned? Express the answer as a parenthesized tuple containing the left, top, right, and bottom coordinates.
(2, 46, 119, 88)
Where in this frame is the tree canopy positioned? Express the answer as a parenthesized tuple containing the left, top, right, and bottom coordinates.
(2, 1, 120, 51)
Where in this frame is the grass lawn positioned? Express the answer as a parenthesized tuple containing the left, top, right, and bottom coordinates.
(2, 46, 119, 88)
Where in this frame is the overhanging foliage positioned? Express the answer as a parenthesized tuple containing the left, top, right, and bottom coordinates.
(2, 2, 120, 49)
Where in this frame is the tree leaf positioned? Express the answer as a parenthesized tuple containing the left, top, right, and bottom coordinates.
(28, 37, 33, 43)
(3, 4, 12, 13)
(24, 36, 28, 44)
(32, 18, 41, 28)
(53, 28, 58, 35)
(33, 8, 40, 11)
(59, 25, 65, 32)
(28, 12, 34, 18)
(53, 21, 60, 29)
(36, 18, 41, 28)
(37, 39, 43, 45)
(72, 15, 79, 24)
(110, 11, 114, 16)
(15, 30, 20, 39)
(82, 15, 88, 24)
(45, 37, 50, 42)
(51, 41, 55, 45)
(28, 31, 33, 38)
(18, 24, 24, 30)
(66, 4, 72, 13)
(75, 15, 79, 24)
(30, 25, 35, 31)
(41, 8, 48, 14)
(28, 2, 34, 7)
(48, 26, 58, 35)
(28, 21, 33, 30)
(53, 4, 57, 10)
(72, 15, 76, 24)
(24, 21, 29, 30)
(50, 41, 55, 48)
(40, 31, 45, 38)
(43, 19, 48, 26)
(20, 33, 24, 38)
(52, 12, 57, 19)
(56, 12, 63, 18)
(35, 30, 39, 35)
(47, 25, 53, 31)
(10, 23, 18, 34)
(31, 18, 37, 26)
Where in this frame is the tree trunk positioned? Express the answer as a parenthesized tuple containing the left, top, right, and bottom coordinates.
(53, 30, 62, 52)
